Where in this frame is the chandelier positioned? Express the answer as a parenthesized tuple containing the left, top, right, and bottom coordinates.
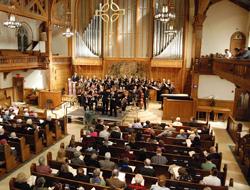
(63, 27, 74, 38)
(62, 11, 74, 38)
(95, 0, 125, 23)
(3, 6, 21, 29)
(155, 1, 176, 23)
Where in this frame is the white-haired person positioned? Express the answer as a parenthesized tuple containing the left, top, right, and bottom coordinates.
(14, 172, 31, 190)
(128, 174, 146, 190)
(0, 127, 8, 141)
(90, 168, 106, 186)
(135, 158, 156, 177)
(36, 156, 52, 175)
(99, 125, 110, 139)
(99, 152, 116, 170)
(172, 117, 183, 127)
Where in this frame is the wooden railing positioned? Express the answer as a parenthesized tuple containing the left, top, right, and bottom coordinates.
(52, 56, 72, 64)
(0, 55, 48, 72)
(194, 58, 250, 90)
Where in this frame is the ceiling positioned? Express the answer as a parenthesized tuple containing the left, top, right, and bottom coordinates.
(230, 0, 250, 11)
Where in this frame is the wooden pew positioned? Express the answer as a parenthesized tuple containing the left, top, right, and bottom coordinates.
(0, 144, 18, 172)
(8, 137, 31, 162)
(43, 153, 229, 190)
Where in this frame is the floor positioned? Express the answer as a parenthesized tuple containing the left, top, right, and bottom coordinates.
(0, 102, 249, 190)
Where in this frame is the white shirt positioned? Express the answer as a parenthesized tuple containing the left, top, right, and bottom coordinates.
(201, 175, 221, 186)
(172, 121, 183, 127)
(99, 130, 110, 139)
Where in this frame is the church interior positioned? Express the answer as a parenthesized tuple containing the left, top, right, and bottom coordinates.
(0, 0, 250, 189)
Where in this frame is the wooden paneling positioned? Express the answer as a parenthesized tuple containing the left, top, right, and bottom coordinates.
(73, 65, 103, 79)
(151, 67, 182, 92)
(38, 90, 62, 109)
(151, 59, 183, 68)
(162, 98, 195, 121)
(73, 57, 102, 66)
(0, 88, 12, 107)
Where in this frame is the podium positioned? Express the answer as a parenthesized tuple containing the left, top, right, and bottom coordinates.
(38, 90, 62, 109)
(162, 94, 195, 121)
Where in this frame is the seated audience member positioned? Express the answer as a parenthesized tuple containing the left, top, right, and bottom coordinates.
(150, 175, 170, 190)
(67, 135, 76, 152)
(200, 168, 221, 186)
(0, 128, 8, 141)
(58, 163, 74, 179)
(119, 157, 133, 173)
(99, 152, 116, 170)
(151, 147, 168, 165)
(177, 167, 192, 182)
(201, 157, 217, 171)
(106, 169, 126, 189)
(132, 118, 143, 128)
(241, 47, 250, 59)
(191, 136, 202, 149)
(137, 148, 148, 161)
(88, 127, 98, 137)
(85, 152, 100, 168)
(99, 125, 110, 139)
(176, 129, 187, 139)
(8, 132, 19, 141)
(203, 187, 212, 190)
(110, 126, 122, 139)
(36, 156, 52, 174)
(14, 172, 31, 190)
(206, 146, 221, 160)
(75, 167, 90, 182)
(127, 133, 138, 150)
(71, 151, 85, 165)
(90, 168, 106, 186)
(188, 128, 200, 141)
(172, 117, 183, 127)
(120, 145, 135, 160)
(156, 124, 176, 138)
(224, 49, 232, 59)
(33, 177, 48, 190)
(95, 119, 104, 132)
(56, 143, 66, 163)
(143, 120, 151, 128)
(127, 174, 146, 190)
(146, 134, 158, 144)
(136, 158, 156, 177)
(144, 127, 155, 136)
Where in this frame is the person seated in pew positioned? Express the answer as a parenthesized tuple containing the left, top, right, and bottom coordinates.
(206, 146, 221, 160)
(99, 152, 116, 170)
(135, 158, 156, 177)
(58, 163, 74, 180)
(33, 177, 48, 190)
(84, 152, 100, 168)
(88, 127, 98, 137)
(99, 125, 110, 139)
(110, 126, 122, 139)
(0, 127, 8, 141)
(95, 119, 105, 132)
(201, 157, 217, 171)
(36, 156, 52, 175)
(127, 173, 147, 190)
(151, 147, 168, 165)
(66, 135, 77, 152)
(150, 174, 170, 190)
(75, 167, 90, 182)
(2, 110, 10, 121)
(71, 151, 85, 165)
(176, 129, 188, 139)
(172, 117, 183, 127)
(137, 148, 148, 162)
(90, 168, 106, 186)
(14, 172, 32, 190)
(56, 143, 66, 163)
(119, 157, 133, 173)
(132, 118, 143, 129)
(177, 167, 192, 182)
(200, 167, 221, 186)
(191, 137, 202, 149)
(188, 128, 200, 141)
(106, 168, 127, 189)
(8, 132, 20, 142)
(127, 133, 138, 150)
(143, 120, 151, 128)
(120, 145, 135, 160)
(24, 119, 36, 134)
(146, 134, 158, 144)
(144, 127, 155, 136)
(156, 124, 176, 138)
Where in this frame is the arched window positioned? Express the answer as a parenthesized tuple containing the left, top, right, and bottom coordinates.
(17, 26, 29, 52)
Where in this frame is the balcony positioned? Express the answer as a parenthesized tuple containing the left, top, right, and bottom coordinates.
(213, 58, 250, 90)
(0, 50, 48, 72)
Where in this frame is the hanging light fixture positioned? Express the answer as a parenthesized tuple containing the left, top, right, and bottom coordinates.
(63, 27, 74, 38)
(3, 6, 21, 29)
(155, 1, 176, 23)
(62, 4, 74, 38)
